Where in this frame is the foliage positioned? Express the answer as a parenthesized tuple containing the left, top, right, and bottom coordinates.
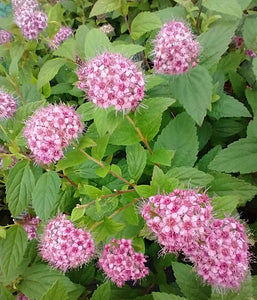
(0, 0, 257, 299)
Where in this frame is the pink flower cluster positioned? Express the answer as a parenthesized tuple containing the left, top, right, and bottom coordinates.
(141, 189, 212, 254)
(233, 36, 244, 49)
(246, 49, 256, 58)
(12, 0, 47, 40)
(0, 91, 17, 119)
(0, 30, 12, 44)
(39, 214, 95, 272)
(98, 238, 149, 287)
(154, 21, 199, 75)
(23, 104, 82, 164)
(77, 52, 145, 112)
(49, 26, 73, 50)
(189, 218, 250, 290)
(141, 189, 250, 290)
(16, 294, 31, 300)
(21, 214, 40, 240)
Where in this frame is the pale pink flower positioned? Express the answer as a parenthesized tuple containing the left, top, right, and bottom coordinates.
(141, 189, 212, 254)
(0, 30, 13, 44)
(154, 21, 199, 75)
(98, 238, 149, 287)
(23, 104, 82, 164)
(21, 214, 40, 240)
(21, 11, 48, 40)
(49, 26, 73, 50)
(77, 52, 145, 112)
(39, 214, 95, 272)
(0, 91, 17, 119)
(189, 217, 250, 290)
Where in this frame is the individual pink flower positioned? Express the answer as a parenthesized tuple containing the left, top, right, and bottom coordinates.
(20, 11, 48, 40)
(141, 189, 213, 254)
(233, 36, 244, 49)
(0, 91, 17, 119)
(21, 214, 40, 240)
(39, 214, 95, 272)
(189, 217, 250, 290)
(23, 104, 82, 164)
(0, 30, 13, 44)
(49, 26, 73, 50)
(77, 52, 145, 112)
(246, 49, 256, 58)
(98, 238, 149, 287)
(153, 21, 199, 75)
(16, 294, 31, 300)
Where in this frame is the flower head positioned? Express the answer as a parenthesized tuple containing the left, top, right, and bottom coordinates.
(21, 214, 40, 240)
(98, 238, 149, 287)
(233, 36, 244, 49)
(0, 91, 17, 119)
(49, 26, 72, 50)
(20, 11, 48, 40)
(23, 104, 82, 164)
(0, 30, 13, 44)
(39, 214, 95, 272)
(77, 52, 145, 112)
(153, 21, 199, 75)
(141, 189, 213, 254)
(189, 217, 250, 290)
(246, 49, 256, 58)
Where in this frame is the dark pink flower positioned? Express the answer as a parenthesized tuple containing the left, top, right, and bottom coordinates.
(23, 104, 82, 164)
(246, 49, 256, 58)
(21, 214, 40, 240)
(233, 36, 244, 48)
(141, 189, 212, 254)
(0, 91, 17, 119)
(98, 238, 148, 287)
(154, 21, 199, 75)
(39, 214, 95, 272)
(0, 30, 13, 44)
(77, 52, 145, 112)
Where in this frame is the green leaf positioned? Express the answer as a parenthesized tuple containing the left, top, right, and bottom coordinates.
(71, 207, 85, 222)
(209, 137, 257, 174)
(112, 44, 145, 58)
(247, 118, 257, 139)
(21, 84, 41, 102)
(95, 165, 110, 178)
(151, 166, 178, 194)
(78, 184, 102, 198)
(32, 171, 61, 221)
(126, 144, 147, 182)
(243, 16, 257, 49)
(56, 150, 88, 171)
(37, 58, 67, 89)
(166, 167, 214, 187)
(94, 108, 122, 137)
(53, 38, 75, 61)
(212, 119, 244, 138)
(154, 6, 186, 23)
(148, 148, 175, 166)
(40, 280, 69, 300)
(152, 292, 186, 300)
(246, 88, 257, 116)
(154, 113, 198, 167)
(91, 281, 111, 300)
(78, 136, 97, 148)
(130, 12, 162, 40)
(134, 97, 176, 141)
(77, 102, 96, 121)
(89, 0, 121, 17)
(211, 195, 239, 218)
(198, 20, 239, 69)
(19, 263, 84, 300)
(168, 65, 213, 125)
(0, 226, 27, 284)
(6, 161, 35, 217)
(84, 29, 112, 58)
(208, 173, 257, 206)
(0, 226, 6, 239)
(252, 57, 257, 80)
(209, 93, 251, 119)
(172, 262, 211, 300)
(75, 25, 90, 59)
(135, 185, 152, 198)
(0, 284, 15, 300)
(123, 204, 139, 225)
(93, 217, 125, 242)
(203, 0, 243, 18)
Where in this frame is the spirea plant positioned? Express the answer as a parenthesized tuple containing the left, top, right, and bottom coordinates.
(0, 0, 257, 299)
